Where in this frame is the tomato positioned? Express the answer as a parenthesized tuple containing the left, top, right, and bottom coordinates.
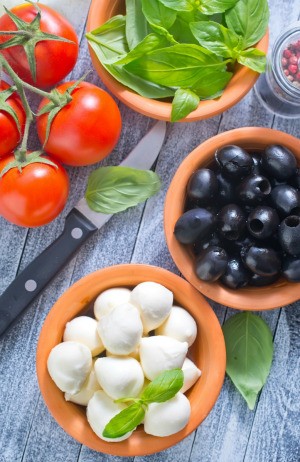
(37, 81, 122, 166)
(0, 154, 69, 227)
(0, 81, 25, 157)
(0, 3, 78, 88)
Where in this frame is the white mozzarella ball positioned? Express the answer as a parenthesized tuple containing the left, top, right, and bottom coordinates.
(65, 362, 101, 406)
(94, 357, 144, 400)
(181, 358, 201, 393)
(144, 393, 191, 437)
(94, 288, 131, 320)
(156, 306, 197, 347)
(47, 341, 92, 394)
(87, 391, 133, 442)
(97, 303, 143, 355)
(139, 335, 188, 380)
(63, 316, 104, 356)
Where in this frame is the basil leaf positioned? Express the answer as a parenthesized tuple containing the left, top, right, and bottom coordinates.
(125, 0, 148, 49)
(190, 21, 240, 58)
(192, 70, 232, 98)
(142, 0, 177, 30)
(115, 33, 169, 65)
(225, 0, 269, 49)
(86, 16, 129, 64)
(158, 0, 194, 12)
(170, 10, 207, 44)
(223, 312, 273, 410)
(237, 48, 267, 73)
(103, 402, 145, 438)
(85, 166, 161, 214)
(199, 0, 239, 15)
(125, 44, 228, 87)
(141, 369, 184, 403)
(171, 88, 199, 122)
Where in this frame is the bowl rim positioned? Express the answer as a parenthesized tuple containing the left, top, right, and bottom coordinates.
(86, 0, 269, 122)
(164, 127, 300, 310)
(36, 263, 226, 456)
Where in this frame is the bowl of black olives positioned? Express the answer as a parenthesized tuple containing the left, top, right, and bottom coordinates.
(164, 127, 300, 310)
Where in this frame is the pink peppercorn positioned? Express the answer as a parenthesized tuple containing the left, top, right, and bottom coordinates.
(282, 57, 288, 67)
(283, 49, 292, 58)
(288, 64, 298, 74)
(289, 55, 298, 65)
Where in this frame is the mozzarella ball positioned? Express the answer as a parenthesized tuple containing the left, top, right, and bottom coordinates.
(94, 288, 131, 320)
(181, 358, 201, 393)
(97, 303, 143, 355)
(94, 357, 144, 400)
(87, 391, 133, 442)
(156, 306, 197, 347)
(63, 316, 104, 356)
(144, 393, 191, 437)
(139, 336, 188, 380)
(47, 341, 92, 394)
(130, 282, 173, 333)
(65, 362, 101, 406)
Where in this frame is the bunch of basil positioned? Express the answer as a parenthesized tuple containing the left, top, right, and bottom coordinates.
(86, 0, 269, 122)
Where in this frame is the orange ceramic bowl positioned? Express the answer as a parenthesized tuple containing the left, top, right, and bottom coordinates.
(36, 264, 226, 456)
(164, 128, 300, 310)
(86, 0, 269, 122)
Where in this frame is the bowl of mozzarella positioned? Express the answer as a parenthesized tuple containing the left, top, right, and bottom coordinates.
(36, 264, 225, 456)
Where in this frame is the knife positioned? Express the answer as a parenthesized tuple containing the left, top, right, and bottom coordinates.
(0, 121, 167, 338)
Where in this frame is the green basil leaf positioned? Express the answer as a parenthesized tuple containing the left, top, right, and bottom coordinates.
(237, 48, 267, 73)
(141, 369, 184, 404)
(170, 10, 207, 44)
(85, 166, 161, 214)
(125, 44, 228, 87)
(171, 88, 199, 122)
(192, 69, 232, 98)
(158, 0, 194, 12)
(125, 0, 149, 49)
(225, 0, 269, 49)
(103, 402, 145, 438)
(142, 0, 177, 30)
(115, 33, 169, 65)
(222, 312, 273, 410)
(199, 0, 239, 15)
(190, 21, 240, 58)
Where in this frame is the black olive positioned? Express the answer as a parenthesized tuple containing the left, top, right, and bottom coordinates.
(174, 208, 215, 244)
(247, 206, 279, 239)
(187, 169, 218, 205)
(237, 174, 271, 205)
(215, 145, 253, 179)
(282, 255, 300, 282)
(216, 172, 235, 204)
(195, 246, 228, 282)
(244, 246, 281, 276)
(249, 273, 280, 287)
(217, 204, 246, 240)
(193, 232, 222, 255)
(262, 145, 297, 180)
(278, 215, 300, 256)
(220, 257, 250, 289)
(271, 185, 300, 217)
(289, 168, 300, 190)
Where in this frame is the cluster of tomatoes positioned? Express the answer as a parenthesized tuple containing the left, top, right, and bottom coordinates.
(0, 2, 122, 227)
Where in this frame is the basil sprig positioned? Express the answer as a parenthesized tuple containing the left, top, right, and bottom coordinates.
(223, 312, 273, 410)
(103, 369, 184, 439)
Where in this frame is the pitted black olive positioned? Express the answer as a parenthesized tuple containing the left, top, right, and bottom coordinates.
(244, 245, 281, 276)
(262, 144, 297, 180)
(220, 257, 250, 289)
(174, 208, 215, 244)
(216, 172, 235, 204)
(187, 169, 218, 205)
(217, 204, 246, 240)
(193, 232, 222, 255)
(282, 255, 300, 282)
(247, 206, 279, 239)
(237, 174, 271, 205)
(249, 273, 280, 287)
(195, 246, 228, 282)
(215, 145, 253, 179)
(271, 185, 300, 217)
(278, 215, 300, 256)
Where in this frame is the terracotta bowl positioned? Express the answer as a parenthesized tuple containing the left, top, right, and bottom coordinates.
(164, 128, 300, 310)
(36, 264, 226, 456)
(86, 0, 269, 122)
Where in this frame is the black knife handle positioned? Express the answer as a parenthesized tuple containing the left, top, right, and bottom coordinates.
(0, 209, 98, 338)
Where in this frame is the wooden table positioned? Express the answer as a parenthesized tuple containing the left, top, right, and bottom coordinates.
(0, 1, 299, 461)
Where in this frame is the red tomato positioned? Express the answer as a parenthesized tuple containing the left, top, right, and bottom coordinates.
(0, 154, 69, 227)
(0, 3, 78, 88)
(0, 81, 25, 157)
(37, 81, 122, 166)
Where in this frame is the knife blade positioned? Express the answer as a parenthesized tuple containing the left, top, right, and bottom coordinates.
(0, 121, 166, 338)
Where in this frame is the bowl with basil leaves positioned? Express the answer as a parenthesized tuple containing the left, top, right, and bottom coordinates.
(86, 0, 269, 122)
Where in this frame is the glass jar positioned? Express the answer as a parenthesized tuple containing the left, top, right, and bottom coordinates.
(254, 22, 300, 118)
